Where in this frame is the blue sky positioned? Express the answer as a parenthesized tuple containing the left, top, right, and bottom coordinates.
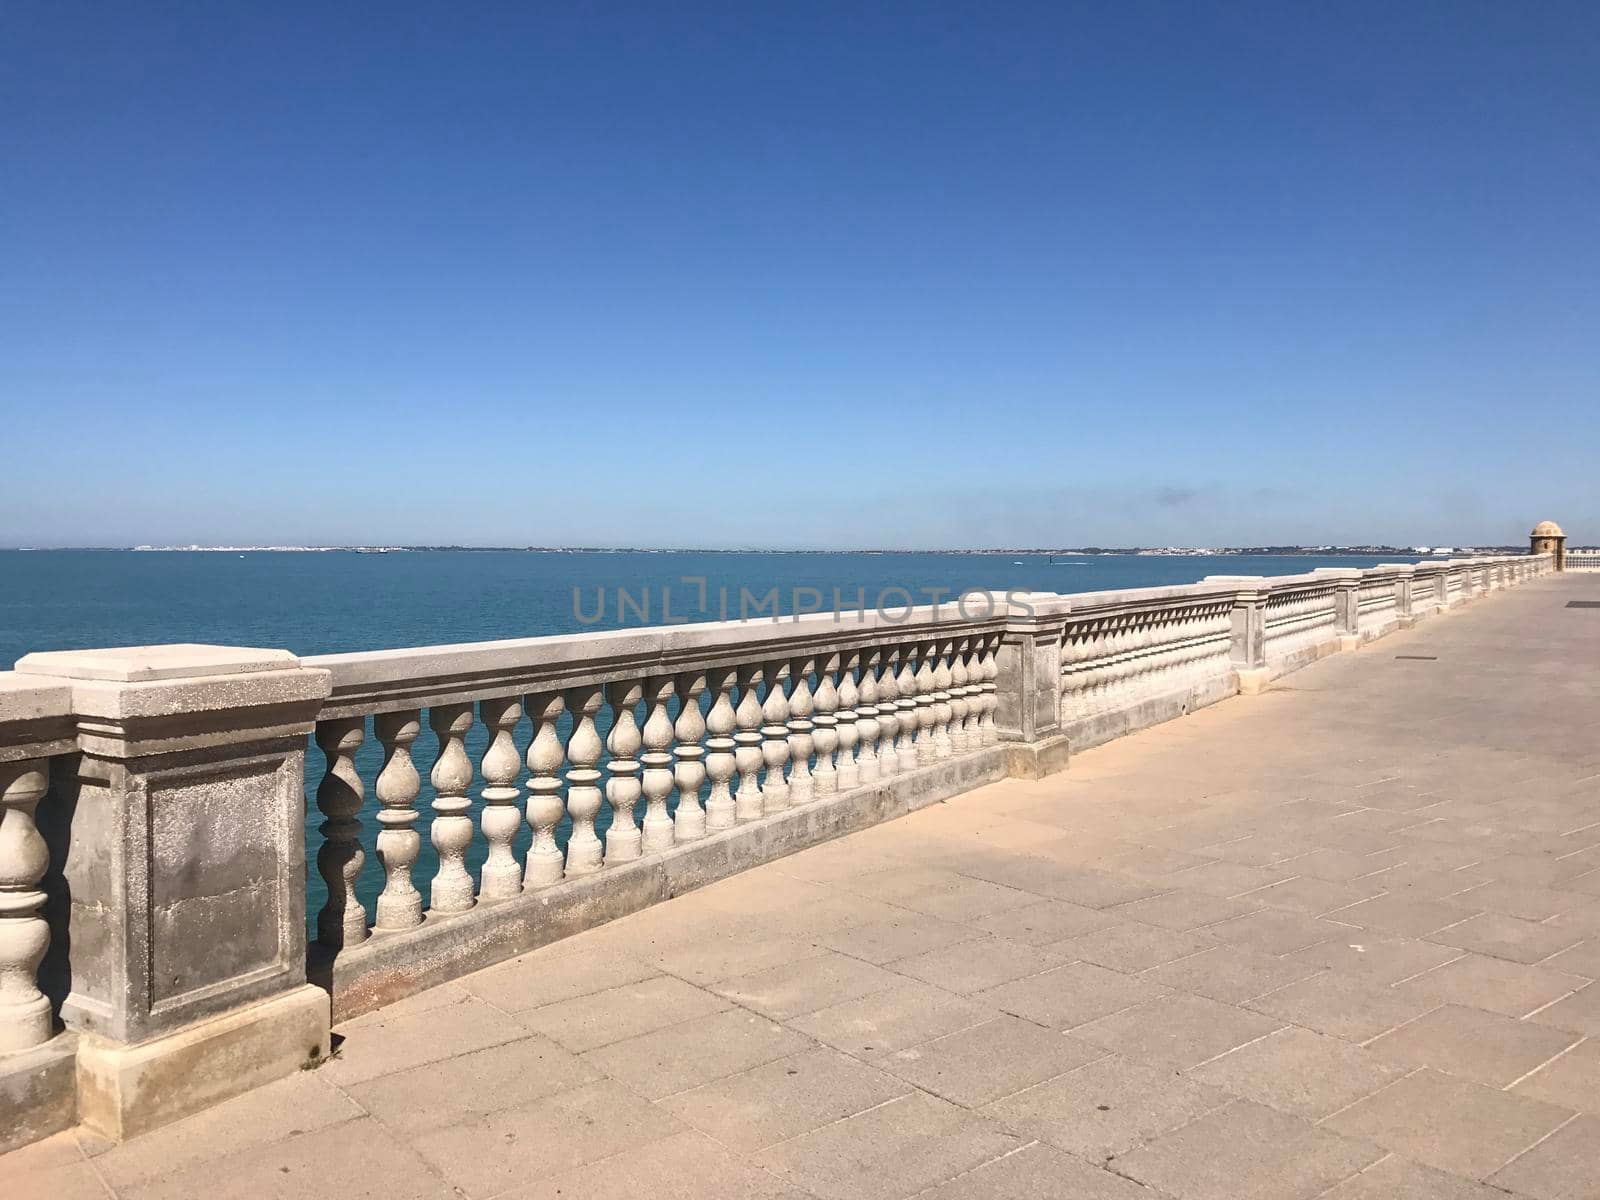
(3, 2, 1596, 548)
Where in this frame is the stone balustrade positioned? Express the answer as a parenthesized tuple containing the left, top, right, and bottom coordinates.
(1262, 577, 1341, 666)
(1053, 585, 1237, 751)
(0, 551, 1553, 1153)
(1567, 549, 1600, 572)
(296, 608, 1011, 1017)
(1355, 566, 1406, 638)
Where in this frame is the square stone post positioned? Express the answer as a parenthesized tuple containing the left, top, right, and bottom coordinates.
(13, 644, 333, 1140)
(1312, 568, 1363, 650)
(1378, 564, 1416, 628)
(1411, 564, 1442, 618)
(992, 595, 1071, 778)
(1207, 578, 1268, 694)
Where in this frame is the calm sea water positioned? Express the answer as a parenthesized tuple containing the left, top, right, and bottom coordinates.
(0, 549, 1424, 931)
(0, 549, 1428, 666)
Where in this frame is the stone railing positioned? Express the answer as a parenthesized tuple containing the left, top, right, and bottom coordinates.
(0, 551, 1553, 1151)
(299, 609, 1013, 1021)
(1053, 585, 1236, 750)
(1355, 566, 1406, 637)
(1567, 549, 1600, 572)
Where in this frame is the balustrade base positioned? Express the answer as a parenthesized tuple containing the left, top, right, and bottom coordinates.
(0, 1034, 77, 1155)
(1267, 636, 1341, 681)
(1236, 668, 1272, 695)
(1338, 634, 1362, 652)
(1002, 735, 1071, 779)
(1062, 672, 1238, 753)
(75, 984, 329, 1142)
(1358, 617, 1403, 642)
(312, 746, 1013, 1024)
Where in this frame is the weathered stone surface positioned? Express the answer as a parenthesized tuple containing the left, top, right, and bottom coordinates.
(74, 984, 329, 1141)
(16, 644, 300, 683)
(0, 1035, 76, 1154)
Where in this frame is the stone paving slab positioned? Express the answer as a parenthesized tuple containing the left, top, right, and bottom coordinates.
(8, 572, 1600, 1198)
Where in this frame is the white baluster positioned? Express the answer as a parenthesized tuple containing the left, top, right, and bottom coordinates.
(914, 640, 938, 765)
(604, 680, 644, 863)
(564, 685, 605, 876)
(703, 666, 738, 830)
(428, 703, 476, 914)
(787, 655, 815, 803)
(856, 649, 881, 785)
(812, 654, 839, 796)
(931, 638, 954, 759)
(734, 664, 765, 822)
(980, 634, 1000, 745)
(835, 653, 860, 790)
(373, 710, 424, 930)
(479, 697, 524, 901)
(0, 759, 52, 1050)
(1083, 622, 1107, 716)
(895, 644, 920, 772)
(875, 647, 900, 778)
(948, 638, 971, 752)
(673, 672, 708, 840)
(640, 675, 675, 855)
(314, 718, 368, 947)
(760, 660, 791, 812)
(523, 691, 567, 887)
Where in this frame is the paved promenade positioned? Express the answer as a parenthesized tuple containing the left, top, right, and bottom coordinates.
(10, 573, 1600, 1200)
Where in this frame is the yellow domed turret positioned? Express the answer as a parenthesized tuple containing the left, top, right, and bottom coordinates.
(1530, 520, 1567, 569)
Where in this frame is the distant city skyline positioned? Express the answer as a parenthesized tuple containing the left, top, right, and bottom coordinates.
(3, 4, 1596, 549)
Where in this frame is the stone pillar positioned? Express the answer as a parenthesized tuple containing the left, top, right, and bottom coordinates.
(1378, 564, 1416, 628)
(993, 594, 1070, 778)
(12, 645, 332, 1141)
(1412, 564, 1442, 617)
(1207, 578, 1268, 694)
(0, 673, 76, 1153)
(1312, 568, 1362, 651)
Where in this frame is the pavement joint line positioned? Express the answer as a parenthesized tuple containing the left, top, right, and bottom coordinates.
(1381, 950, 1477, 988)
(1357, 1004, 1445, 1049)
(1427, 913, 1482, 937)
(1185, 1023, 1293, 1071)
(1487, 1110, 1583, 1179)
(1306, 1152, 1396, 1200)
(1312, 1066, 1427, 1128)
(1520, 981, 1592, 1023)
(1502, 1034, 1589, 1092)
(1225, 874, 1308, 901)
(1127, 938, 1232, 972)
(72, 1136, 118, 1200)
(1530, 938, 1589, 966)
(1060, 994, 1170, 1035)
(748, 1090, 915, 1153)
(904, 1139, 1044, 1199)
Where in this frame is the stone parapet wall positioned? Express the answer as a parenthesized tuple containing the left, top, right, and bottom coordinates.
(0, 551, 1554, 1151)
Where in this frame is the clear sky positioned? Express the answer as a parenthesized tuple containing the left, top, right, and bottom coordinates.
(3, 2, 1596, 549)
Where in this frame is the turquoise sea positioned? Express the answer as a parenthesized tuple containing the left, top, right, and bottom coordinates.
(0, 549, 1430, 667)
(0, 549, 1427, 931)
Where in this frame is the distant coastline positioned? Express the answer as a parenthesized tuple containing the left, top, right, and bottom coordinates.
(5, 544, 1531, 556)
